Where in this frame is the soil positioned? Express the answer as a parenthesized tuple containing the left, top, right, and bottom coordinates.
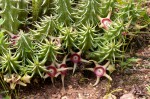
(16, 45, 150, 99)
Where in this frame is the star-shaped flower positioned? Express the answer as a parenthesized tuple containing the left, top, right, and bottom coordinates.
(6, 31, 19, 45)
(97, 10, 112, 30)
(50, 36, 61, 47)
(55, 55, 73, 88)
(67, 50, 90, 74)
(44, 60, 71, 86)
(44, 63, 57, 84)
(85, 60, 112, 86)
(4, 74, 27, 89)
(21, 74, 32, 84)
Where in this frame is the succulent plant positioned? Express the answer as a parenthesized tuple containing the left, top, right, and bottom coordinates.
(31, 0, 42, 21)
(26, 55, 47, 77)
(60, 27, 77, 49)
(104, 22, 123, 40)
(0, 0, 21, 33)
(99, 0, 115, 17)
(31, 0, 56, 21)
(117, 1, 143, 23)
(40, 0, 54, 15)
(14, 30, 34, 62)
(38, 38, 60, 63)
(76, 0, 101, 25)
(0, 50, 21, 74)
(0, 31, 9, 55)
(0, 0, 148, 90)
(17, 0, 29, 22)
(31, 16, 57, 41)
(91, 39, 123, 63)
(54, 0, 74, 26)
(78, 24, 97, 51)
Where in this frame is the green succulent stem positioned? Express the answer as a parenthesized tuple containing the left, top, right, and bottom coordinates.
(0, 50, 21, 74)
(27, 56, 47, 78)
(0, 0, 21, 33)
(60, 27, 77, 50)
(38, 38, 60, 62)
(32, 0, 42, 21)
(78, 24, 97, 51)
(55, 0, 74, 26)
(76, 0, 101, 25)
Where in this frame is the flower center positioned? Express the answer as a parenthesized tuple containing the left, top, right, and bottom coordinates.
(122, 32, 128, 36)
(70, 53, 81, 63)
(10, 35, 19, 45)
(94, 66, 106, 77)
(12, 35, 19, 39)
(47, 66, 57, 77)
(52, 38, 61, 47)
(101, 18, 111, 29)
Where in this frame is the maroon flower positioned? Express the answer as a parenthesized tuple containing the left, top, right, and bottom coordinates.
(101, 18, 112, 29)
(47, 66, 57, 77)
(10, 34, 19, 45)
(97, 10, 112, 30)
(122, 32, 128, 36)
(85, 61, 112, 86)
(55, 55, 73, 88)
(67, 50, 90, 74)
(11, 35, 19, 39)
(70, 53, 81, 63)
(94, 66, 106, 77)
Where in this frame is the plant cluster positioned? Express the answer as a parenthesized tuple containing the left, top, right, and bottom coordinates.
(0, 0, 149, 90)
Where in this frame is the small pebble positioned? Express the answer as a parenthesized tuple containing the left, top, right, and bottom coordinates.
(61, 96, 68, 99)
(68, 85, 73, 89)
(147, 8, 150, 16)
(120, 93, 135, 99)
(52, 94, 58, 98)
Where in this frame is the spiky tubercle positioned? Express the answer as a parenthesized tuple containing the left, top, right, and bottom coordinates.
(99, 0, 116, 18)
(78, 24, 97, 51)
(102, 21, 123, 40)
(38, 38, 60, 63)
(31, 16, 57, 41)
(0, 50, 21, 74)
(116, 1, 144, 24)
(76, 0, 101, 25)
(0, 0, 21, 33)
(26, 56, 47, 78)
(60, 27, 77, 50)
(54, 0, 74, 26)
(41, 0, 54, 15)
(0, 32, 9, 55)
(32, 0, 42, 21)
(15, 30, 34, 61)
(91, 39, 123, 63)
